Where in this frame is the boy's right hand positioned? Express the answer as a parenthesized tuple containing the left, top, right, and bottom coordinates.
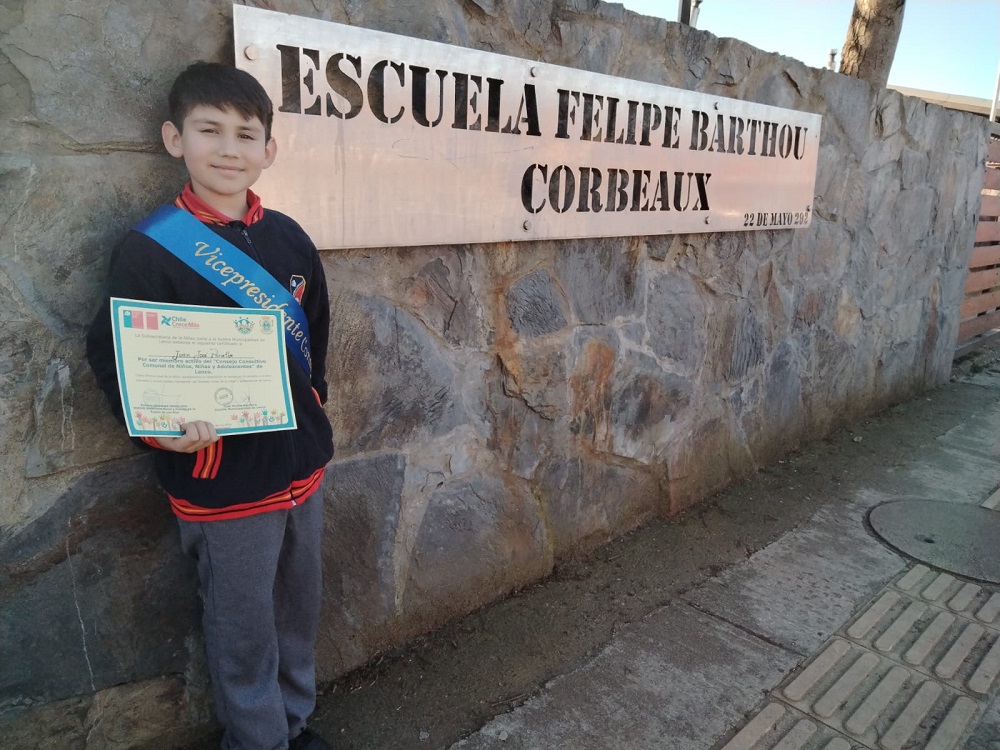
(157, 421, 220, 452)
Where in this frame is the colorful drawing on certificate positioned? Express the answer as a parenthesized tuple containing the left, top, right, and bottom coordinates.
(110, 298, 298, 437)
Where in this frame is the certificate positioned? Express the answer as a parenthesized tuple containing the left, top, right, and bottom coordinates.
(110, 298, 297, 437)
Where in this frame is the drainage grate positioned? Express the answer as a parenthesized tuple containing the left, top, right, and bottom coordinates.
(868, 500, 1000, 584)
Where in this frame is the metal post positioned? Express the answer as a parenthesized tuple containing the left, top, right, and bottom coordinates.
(691, 0, 702, 27)
(991, 58, 1000, 122)
(678, 0, 702, 27)
(678, 0, 692, 25)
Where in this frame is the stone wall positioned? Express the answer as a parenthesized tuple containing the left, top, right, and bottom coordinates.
(0, 0, 989, 745)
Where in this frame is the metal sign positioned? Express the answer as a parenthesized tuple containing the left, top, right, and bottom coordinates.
(233, 5, 821, 249)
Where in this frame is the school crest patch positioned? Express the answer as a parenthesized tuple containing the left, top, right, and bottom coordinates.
(289, 275, 306, 304)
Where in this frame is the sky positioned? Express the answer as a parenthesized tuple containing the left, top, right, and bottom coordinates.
(617, 0, 1000, 101)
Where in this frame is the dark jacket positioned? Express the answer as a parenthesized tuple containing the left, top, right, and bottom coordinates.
(86, 206, 334, 521)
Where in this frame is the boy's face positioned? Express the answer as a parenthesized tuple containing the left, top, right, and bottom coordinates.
(161, 104, 276, 216)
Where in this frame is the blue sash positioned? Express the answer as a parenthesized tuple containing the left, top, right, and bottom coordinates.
(134, 205, 313, 376)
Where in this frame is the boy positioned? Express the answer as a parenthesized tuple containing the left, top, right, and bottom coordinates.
(86, 62, 334, 750)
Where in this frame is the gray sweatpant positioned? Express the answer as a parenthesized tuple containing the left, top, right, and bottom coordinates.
(178, 495, 324, 750)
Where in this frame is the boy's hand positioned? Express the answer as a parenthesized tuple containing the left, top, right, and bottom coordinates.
(157, 421, 220, 453)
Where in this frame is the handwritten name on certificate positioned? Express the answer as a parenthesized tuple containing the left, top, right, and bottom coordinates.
(110, 298, 297, 437)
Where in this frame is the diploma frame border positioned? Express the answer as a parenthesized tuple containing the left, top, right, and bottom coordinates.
(110, 298, 297, 438)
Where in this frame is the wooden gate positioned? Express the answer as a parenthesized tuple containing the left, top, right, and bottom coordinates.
(956, 121, 1000, 357)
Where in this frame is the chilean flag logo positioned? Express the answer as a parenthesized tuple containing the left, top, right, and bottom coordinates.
(289, 275, 306, 304)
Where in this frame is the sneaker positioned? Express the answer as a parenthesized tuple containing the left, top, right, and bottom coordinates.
(289, 727, 332, 750)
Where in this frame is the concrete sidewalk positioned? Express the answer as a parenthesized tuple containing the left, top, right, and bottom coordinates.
(443, 365, 1000, 750)
(452, 372, 1000, 750)
(269, 355, 1000, 750)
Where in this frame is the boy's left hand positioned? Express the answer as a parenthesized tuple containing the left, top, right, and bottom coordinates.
(158, 420, 220, 453)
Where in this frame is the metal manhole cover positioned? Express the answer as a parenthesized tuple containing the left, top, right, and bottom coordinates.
(868, 499, 1000, 584)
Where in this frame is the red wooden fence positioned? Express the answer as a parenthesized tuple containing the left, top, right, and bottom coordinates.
(956, 122, 1000, 357)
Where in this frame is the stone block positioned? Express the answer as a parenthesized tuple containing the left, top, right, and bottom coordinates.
(358, 0, 474, 45)
(26, 352, 135, 480)
(504, 0, 556, 49)
(900, 146, 931, 186)
(506, 270, 568, 336)
(0, 676, 210, 750)
(567, 328, 618, 450)
(0, 460, 197, 714)
(328, 290, 463, 453)
(4, 3, 234, 146)
(554, 238, 641, 325)
(400, 473, 550, 626)
(668, 409, 755, 513)
(818, 72, 877, 160)
(403, 253, 485, 347)
(685, 231, 759, 298)
(484, 360, 558, 479)
(610, 352, 692, 463)
(723, 306, 768, 383)
(757, 341, 805, 459)
(873, 89, 905, 139)
(753, 63, 815, 111)
(498, 336, 570, 421)
(318, 453, 406, 676)
(794, 289, 826, 327)
(1, 154, 185, 333)
(534, 454, 662, 556)
(466, 0, 499, 17)
(644, 271, 705, 374)
(552, 19, 624, 75)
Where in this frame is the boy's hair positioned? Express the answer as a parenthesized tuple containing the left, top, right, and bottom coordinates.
(168, 62, 274, 141)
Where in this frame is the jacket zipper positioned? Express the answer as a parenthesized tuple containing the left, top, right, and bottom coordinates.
(238, 225, 264, 264)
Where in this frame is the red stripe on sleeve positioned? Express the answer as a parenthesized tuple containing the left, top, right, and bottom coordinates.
(192, 446, 207, 478)
(208, 438, 223, 479)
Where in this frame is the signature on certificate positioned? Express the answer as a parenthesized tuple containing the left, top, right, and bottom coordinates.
(142, 386, 180, 405)
(172, 348, 236, 360)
